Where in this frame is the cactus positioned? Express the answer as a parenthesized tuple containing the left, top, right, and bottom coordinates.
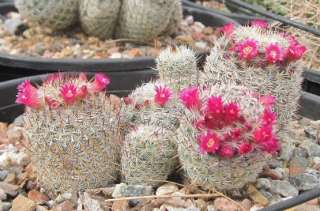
(177, 84, 279, 190)
(15, 0, 78, 30)
(200, 24, 306, 130)
(156, 46, 198, 91)
(162, 0, 183, 35)
(16, 73, 122, 196)
(121, 125, 177, 186)
(79, 0, 121, 39)
(115, 0, 181, 41)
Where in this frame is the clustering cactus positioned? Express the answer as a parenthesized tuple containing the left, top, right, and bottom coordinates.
(16, 73, 122, 196)
(200, 22, 306, 130)
(156, 46, 198, 91)
(15, 0, 78, 30)
(121, 125, 177, 186)
(177, 84, 279, 190)
(15, 0, 183, 40)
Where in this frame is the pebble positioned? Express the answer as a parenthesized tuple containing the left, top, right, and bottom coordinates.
(0, 202, 11, 211)
(11, 195, 36, 211)
(247, 185, 269, 206)
(4, 172, 16, 184)
(301, 141, 320, 157)
(0, 170, 8, 181)
(313, 157, 320, 165)
(0, 182, 19, 197)
(292, 204, 320, 211)
(160, 205, 200, 211)
(52, 200, 74, 211)
(270, 180, 299, 197)
(80, 192, 104, 211)
(27, 190, 49, 203)
(156, 184, 179, 196)
(280, 141, 295, 161)
(213, 197, 241, 211)
(0, 146, 30, 167)
(304, 128, 318, 141)
(250, 205, 265, 211)
(290, 173, 320, 191)
(241, 198, 252, 210)
(289, 154, 309, 177)
(55, 192, 72, 204)
(256, 178, 271, 190)
(4, 18, 27, 35)
(112, 183, 153, 198)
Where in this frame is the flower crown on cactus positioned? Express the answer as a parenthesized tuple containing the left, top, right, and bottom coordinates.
(217, 21, 306, 66)
(179, 85, 279, 158)
(16, 73, 110, 109)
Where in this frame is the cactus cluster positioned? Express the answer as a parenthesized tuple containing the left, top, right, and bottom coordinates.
(15, 0, 183, 41)
(16, 73, 122, 196)
(177, 84, 278, 190)
(200, 22, 306, 130)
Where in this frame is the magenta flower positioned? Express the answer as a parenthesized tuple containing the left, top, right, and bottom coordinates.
(236, 39, 259, 61)
(223, 102, 240, 123)
(77, 85, 88, 99)
(207, 96, 223, 114)
(123, 97, 133, 105)
(79, 72, 88, 81)
(60, 84, 78, 105)
(218, 22, 235, 37)
(286, 43, 306, 61)
(45, 96, 60, 109)
(262, 109, 276, 126)
(251, 19, 268, 29)
(92, 73, 110, 92)
(265, 43, 284, 64)
(44, 73, 63, 84)
(218, 145, 235, 158)
(253, 125, 273, 143)
(179, 86, 201, 110)
(198, 131, 221, 154)
(259, 95, 276, 108)
(238, 142, 253, 155)
(260, 138, 280, 153)
(16, 80, 40, 109)
(154, 85, 172, 106)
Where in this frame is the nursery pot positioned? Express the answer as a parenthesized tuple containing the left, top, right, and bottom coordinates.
(0, 3, 238, 81)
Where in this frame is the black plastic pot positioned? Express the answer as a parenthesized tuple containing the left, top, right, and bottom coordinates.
(0, 3, 239, 81)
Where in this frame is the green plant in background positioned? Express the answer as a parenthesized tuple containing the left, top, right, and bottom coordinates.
(16, 73, 122, 197)
(200, 23, 306, 131)
(15, 0, 183, 41)
(177, 84, 279, 190)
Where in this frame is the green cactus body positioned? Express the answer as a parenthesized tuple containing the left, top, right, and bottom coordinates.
(177, 84, 274, 190)
(115, 0, 178, 41)
(79, 0, 121, 39)
(163, 0, 183, 35)
(121, 125, 178, 186)
(201, 26, 304, 130)
(156, 46, 198, 91)
(18, 74, 121, 196)
(15, 0, 78, 30)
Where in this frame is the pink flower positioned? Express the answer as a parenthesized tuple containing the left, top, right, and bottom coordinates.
(194, 119, 206, 130)
(207, 96, 223, 114)
(253, 125, 273, 143)
(230, 128, 242, 140)
(198, 131, 221, 154)
(44, 73, 63, 84)
(60, 84, 78, 105)
(223, 102, 240, 123)
(204, 113, 224, 129)
(45, 96, 60, 109)
(92, 73, 110, 92)
(285, 43, 306, 61)
(77, 85, 88, 99)
(16, 80, 40, 109)
(265, 43, 284, 64)
(79, 72, 88, 81)
(262, 109, 276, 126)
(238, 142, 253, 155)
(123, 97, 133, 105)
(251, 19, 268, 29)
(260, 138, 280, 153)
(236, 39, 259, 61)
(154, 85, 172, 106)
(259, 95, 276, 108)
(218, 145, 235, 158)
(179, 87, 201, 110)
(218, 23, 235, 37)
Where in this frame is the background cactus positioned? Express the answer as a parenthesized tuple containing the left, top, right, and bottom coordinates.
(115, 0, 181, 41)
(121, 125, 177, 186)
(15, 0, 78, 30)
(200, 24, 306, 130)
(16, 73, 122, 196)
(177, 84, 278, 190)
(79, 0, 121, 39)
(156, 46, 198, 92)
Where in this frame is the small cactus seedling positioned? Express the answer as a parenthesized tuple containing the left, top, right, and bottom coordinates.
(121, 124, 177, 186)
(79, 0, 121, 39)
(200, 22, 306, 130)
(15, 0, 78, 30)
(16, 73, 122, 196)
(156, 46, 198, 92)
(177, 84, 279, 190)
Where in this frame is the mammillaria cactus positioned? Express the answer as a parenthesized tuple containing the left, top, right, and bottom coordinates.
(201, 22, 306, 129)
(115, 0, 181, 41)
(177, 84, 279, 190)
(121, 125, 177, 186)
(15, 0, 78, 30)
(156, 46, 198, 91)
(16, 73, 122, 196)
(79, 0, 121, 39)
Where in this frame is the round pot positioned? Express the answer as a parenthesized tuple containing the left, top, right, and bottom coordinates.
(0, 3, 238, 81)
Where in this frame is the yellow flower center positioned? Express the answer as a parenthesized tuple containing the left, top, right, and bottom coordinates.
(207, 138, 215, 148)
